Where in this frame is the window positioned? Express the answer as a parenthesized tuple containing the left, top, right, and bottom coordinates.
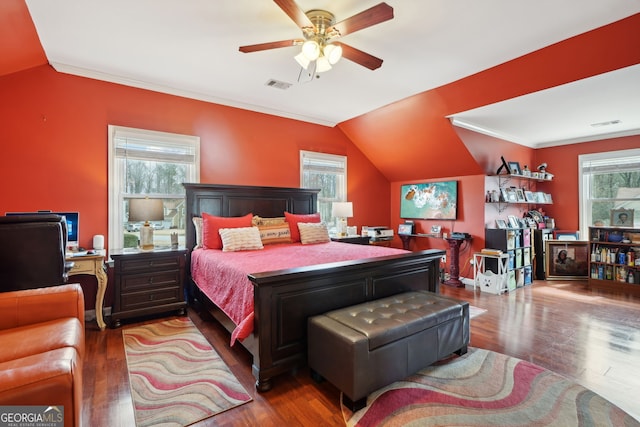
(300, 150, 347, 226)
(108, 125, 200, 251)
(579, 148, 640, 235)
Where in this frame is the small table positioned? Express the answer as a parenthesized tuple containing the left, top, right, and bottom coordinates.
(66, 254, 108, 330)
(443, 237, 471, 288)
(473, 252, 510, 294)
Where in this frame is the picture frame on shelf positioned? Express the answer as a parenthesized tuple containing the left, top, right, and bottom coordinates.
(506, 188, 518, 203)
(496, 219, 508, 229)
(544, 193, 553, 203)
(508, 215, 520, 228)
(398, 223, 414, 235)
(610, 208, 634, 226)
(515, 188, 526, 202)
(524, 190, 536, 202)
(535, 191, 546, 203)
(508, 161, 522, 175)
(430, 225, 442, 234)
(500, 188, 509, 202)
(545, 240, 589, 280)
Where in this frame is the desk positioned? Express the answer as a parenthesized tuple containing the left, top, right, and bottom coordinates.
(67, 254, 107, 330)
(443, 237, 471, 288)
(398, 233, 440, 250)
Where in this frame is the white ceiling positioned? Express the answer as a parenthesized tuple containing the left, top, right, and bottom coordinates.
(25, 0, 640, 146)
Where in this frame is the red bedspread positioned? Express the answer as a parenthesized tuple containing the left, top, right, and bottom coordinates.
(191, 241, 408, 344)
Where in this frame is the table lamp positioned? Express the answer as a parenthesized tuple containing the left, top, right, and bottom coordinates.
(129, 198, 164, 250)
(332, 202, 353, 237)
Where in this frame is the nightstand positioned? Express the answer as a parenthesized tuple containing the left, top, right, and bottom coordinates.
(331, 235, 371, 245)
(110, 248, 187, 327)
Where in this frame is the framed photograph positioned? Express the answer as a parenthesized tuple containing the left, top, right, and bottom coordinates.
(610, 208, 634, 227)
(506, 188, 518, 203)
(515, 188, 526, 202)
(524, 190, 536, 202)
(508, 161, 522, 175)
(545, 240, 589, 280)
(500, 188, 509, 202)
(496, 219, 508, 229)
(535, 191, 546, 203)
(507, 215, 520, 229)
(544, 193, 553, 203)
(398, 223, 414, 235)
(400, 181, 457, 220)
(430, 225, 442, 234)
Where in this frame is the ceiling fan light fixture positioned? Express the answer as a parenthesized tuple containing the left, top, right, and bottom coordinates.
(301, 40, 320, 61)
(324, 44, 342, 65)
(316, 56, 332, 73)
(294, 51, 311, 69)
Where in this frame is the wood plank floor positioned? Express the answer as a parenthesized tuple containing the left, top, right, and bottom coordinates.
(82, 280, 640, 426)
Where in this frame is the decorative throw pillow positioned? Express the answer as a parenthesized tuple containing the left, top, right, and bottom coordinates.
(202, 212, 253, 249)
(252, 215, 287, 227)
(258, 223, 292, 245)
(219, 227, 264, 252)
(298, 222, 330, 244)
(192, 216, 203, 249)
(284, 212, 321, 242)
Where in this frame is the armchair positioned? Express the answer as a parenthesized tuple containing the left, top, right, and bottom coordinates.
(0, 214, 69, 292)
(0, 283, 85, 427)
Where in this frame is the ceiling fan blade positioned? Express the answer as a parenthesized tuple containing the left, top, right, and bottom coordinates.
(330, 3, 393, 37)
(239, 39, 301, 53)
(335, 42, 383, 70)
(273, 0, 314, 29)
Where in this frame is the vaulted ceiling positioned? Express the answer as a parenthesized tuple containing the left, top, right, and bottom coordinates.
(2, 1, 640, 181)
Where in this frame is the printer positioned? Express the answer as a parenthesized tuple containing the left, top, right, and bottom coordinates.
(363, 226, 394, 239)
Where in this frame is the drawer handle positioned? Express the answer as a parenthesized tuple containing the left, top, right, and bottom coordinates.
(148, 277, 154, 284)
(149, 294, 155, 301)
(149, 261, 154, 267)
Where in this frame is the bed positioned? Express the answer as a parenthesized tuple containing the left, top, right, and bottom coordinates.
(184, 183, 445, 391)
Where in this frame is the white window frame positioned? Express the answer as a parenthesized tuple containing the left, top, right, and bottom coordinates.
(300, 150, 347, 224)
(108, 125, 200, 252)
(579, 148, 640, 236)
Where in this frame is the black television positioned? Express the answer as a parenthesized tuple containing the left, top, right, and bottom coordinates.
(5, 210, 79, 248)
(400, 181, 458, 220)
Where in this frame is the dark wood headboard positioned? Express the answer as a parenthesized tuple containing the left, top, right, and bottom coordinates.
(183, 183, 319, 251)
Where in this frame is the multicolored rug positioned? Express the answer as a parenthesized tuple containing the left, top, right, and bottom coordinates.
(343, 347, 639, 426)
(123, 318, 252, 427)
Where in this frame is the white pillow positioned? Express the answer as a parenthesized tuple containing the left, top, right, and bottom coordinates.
(193, 216, 203, 249)
(298, 222, 330, 244)
(219, 226, 264, 252)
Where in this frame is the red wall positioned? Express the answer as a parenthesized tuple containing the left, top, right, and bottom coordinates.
(0, 65, 390, 307)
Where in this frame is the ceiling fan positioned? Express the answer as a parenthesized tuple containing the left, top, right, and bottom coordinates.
(239, 1, 394, 73)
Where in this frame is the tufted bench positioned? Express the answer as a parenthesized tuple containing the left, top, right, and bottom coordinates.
(308, 291, 469, 410)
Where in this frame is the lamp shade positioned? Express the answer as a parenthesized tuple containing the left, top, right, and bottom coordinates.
(129, 198, 164, 223)
(331, 202, 353, 218)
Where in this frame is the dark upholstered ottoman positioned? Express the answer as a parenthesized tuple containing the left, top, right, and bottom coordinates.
(307, 291, 469, 410)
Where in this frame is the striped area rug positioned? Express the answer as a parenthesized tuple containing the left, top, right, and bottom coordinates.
(123, 318, 251, 427)
(344, 347, 639, 426)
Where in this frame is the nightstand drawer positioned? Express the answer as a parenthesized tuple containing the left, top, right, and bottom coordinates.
(119, 255, 183, 273)
(119, 287, 182, 311)
(120, 270, 181, 292)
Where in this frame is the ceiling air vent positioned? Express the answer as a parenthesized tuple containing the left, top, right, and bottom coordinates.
(265, 79, 292, 90)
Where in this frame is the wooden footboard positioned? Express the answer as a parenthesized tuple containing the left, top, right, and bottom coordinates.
(247, 249, 443, 391)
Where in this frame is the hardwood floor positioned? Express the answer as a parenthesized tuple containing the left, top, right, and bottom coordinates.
(83, 280, 640, 426)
